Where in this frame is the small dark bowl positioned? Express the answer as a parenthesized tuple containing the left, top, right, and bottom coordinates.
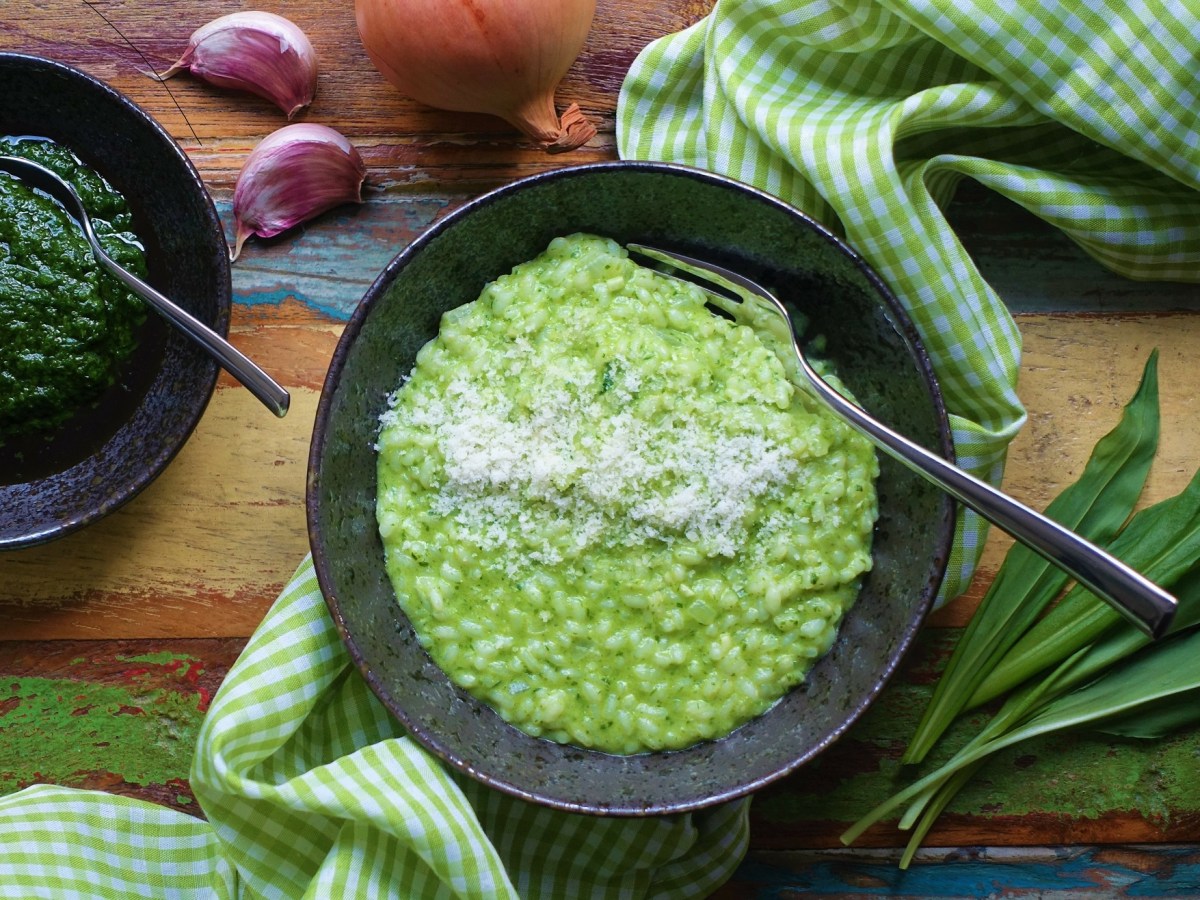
(308, 162, 955, 815)
(0, 54, 230, 549)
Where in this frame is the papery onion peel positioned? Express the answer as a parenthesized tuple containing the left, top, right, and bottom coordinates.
(355, 0, 598, 153)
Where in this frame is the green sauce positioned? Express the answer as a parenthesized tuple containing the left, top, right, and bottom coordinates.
(0, 137, 147, 439)
(376, 234, 878, 754)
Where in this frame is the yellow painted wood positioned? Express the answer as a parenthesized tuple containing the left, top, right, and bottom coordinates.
(1004, 316, 1199, 510)
(5, 314, 1197, 639)
(1, 383, 319, 638)
(934, 313, 1200, 626)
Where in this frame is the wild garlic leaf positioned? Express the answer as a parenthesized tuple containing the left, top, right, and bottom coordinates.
(845, 352, 1200, 865)
(894, 661, 1200, 868)
(847, 628, 1200, 862)
(903, 351, 1160, 764)
(1091, 687, 1200, 740)
(1012, 627, 1200, 737)
(972, 464, 1200, 704)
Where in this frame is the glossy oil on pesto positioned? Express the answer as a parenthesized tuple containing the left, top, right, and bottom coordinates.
(0, 137, 147, 439)
(376, 234, 878, 754)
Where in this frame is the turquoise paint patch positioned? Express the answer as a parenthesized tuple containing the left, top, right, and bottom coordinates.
(733, 847, 1200, 897)
(231, 285, 353, 322)
(217, 195, 453, 322)
(948, 191, 1200, 313)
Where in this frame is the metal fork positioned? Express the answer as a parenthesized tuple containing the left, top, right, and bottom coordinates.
(627, 243, 1177, 639)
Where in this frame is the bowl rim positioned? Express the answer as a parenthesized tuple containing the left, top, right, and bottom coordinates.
(308, 160, 956, 815)
(0, 52, 230, 550)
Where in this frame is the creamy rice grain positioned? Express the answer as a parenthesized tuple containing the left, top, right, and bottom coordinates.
(376, 233, 878, 754)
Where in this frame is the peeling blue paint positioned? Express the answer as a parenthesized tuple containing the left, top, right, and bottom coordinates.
(216, 195, 454, 322)
(232, 285, 352, 322)
(215, 190, 1200, 320)
(730, 847, 1200, 897)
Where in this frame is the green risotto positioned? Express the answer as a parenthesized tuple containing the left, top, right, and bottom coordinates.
(376, 234, 878, 754)
(0, 137, 147, 438)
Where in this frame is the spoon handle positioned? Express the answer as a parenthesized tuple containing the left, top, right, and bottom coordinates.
(96, 251, 290, 418)
(798, 356, 1176, 638)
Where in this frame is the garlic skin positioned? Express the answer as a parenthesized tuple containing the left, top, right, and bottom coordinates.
(232, 124, 366, 261)
(157, 11, 318, 119)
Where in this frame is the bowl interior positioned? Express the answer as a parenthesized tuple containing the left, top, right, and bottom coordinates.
(0, 54, 230, 548)
(309, 162, 954, 815)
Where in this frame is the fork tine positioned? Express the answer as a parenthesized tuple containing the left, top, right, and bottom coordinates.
(625, 244, 742, 322)
(626, 243, 798, 353)
(626, 243, 759, 305)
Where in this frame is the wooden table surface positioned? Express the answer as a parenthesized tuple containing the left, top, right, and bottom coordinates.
(3, 1, 1200, 896)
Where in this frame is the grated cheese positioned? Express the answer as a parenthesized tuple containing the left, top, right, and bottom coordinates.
(373, 233, 879, 754)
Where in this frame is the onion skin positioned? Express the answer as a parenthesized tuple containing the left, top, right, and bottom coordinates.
(355, 0, 597, 152)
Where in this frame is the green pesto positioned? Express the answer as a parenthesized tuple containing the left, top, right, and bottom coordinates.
(376, 234, 879, 755)
(0, 136, 146, 438)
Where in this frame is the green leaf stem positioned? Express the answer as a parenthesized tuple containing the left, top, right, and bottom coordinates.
(902, 351, 1160, 764)
(970, 466, 1200, 705)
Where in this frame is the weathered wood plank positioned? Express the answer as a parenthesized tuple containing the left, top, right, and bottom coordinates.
(719, 846, 1200, 897)
(748, 629, 1200, 851)
(5, 311, 1198, 639)
(4, 0, 1200, 889)
(933, 313, 1200, 628)
(948, 186, 1200, 313)
(0, 0, 704, 165)
(0, 383, 321, 639)
(4, 627, 1199, 851)
(0, 638, 243, 815)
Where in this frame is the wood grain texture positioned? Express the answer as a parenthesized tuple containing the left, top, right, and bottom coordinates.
(948, 186, 1200, 314)
(3, 0, 1200, 891)
(5, 625, 1200, 853)
(932, 314, 1200, 627)
(0, 639, 243, 814)
(719, 846, 1200, 898)
(1, 385, 320, 639)
(748, 628, 1200, 851)
(6, 312, 1197, 639)
(0, 0, 702, 190)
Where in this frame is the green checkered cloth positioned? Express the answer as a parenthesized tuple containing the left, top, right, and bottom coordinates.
(4, 1, 1200, 895)
(0, 557, 748, 898)
(618, 0, 1200, 601)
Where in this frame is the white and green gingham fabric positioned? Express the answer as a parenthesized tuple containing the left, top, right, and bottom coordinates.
(0, 556, 748, 898)
(618, 0, 1200, 600)
(4, 1, 1200, 896)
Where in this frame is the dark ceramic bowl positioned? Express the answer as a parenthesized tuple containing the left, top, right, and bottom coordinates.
(0, 54, 230, 549)
(308, 161, 955, 815)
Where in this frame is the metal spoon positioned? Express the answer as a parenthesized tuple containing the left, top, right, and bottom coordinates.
(0, 155, 289, 417)
(628, 243, 1177, 639)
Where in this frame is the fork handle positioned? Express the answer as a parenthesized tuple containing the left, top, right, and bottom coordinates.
(799, 359, 1177, 638)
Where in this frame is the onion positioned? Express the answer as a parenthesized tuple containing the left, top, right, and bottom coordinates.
(354, 0, 597, 153)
